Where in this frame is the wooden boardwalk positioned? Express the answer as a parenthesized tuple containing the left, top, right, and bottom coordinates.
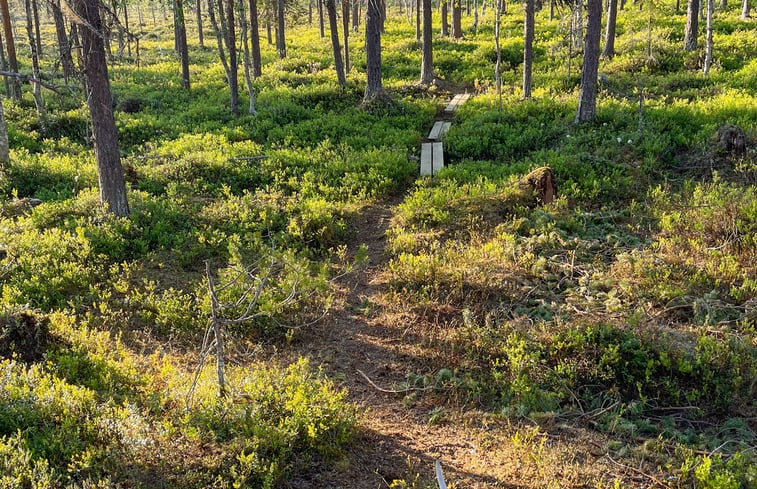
(421, 93, 470, 177)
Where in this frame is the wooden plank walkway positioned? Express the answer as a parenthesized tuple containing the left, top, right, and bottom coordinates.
(420, 142, 445, 176)
(428, 121, 452, 140)
(444, 93, 470, 113)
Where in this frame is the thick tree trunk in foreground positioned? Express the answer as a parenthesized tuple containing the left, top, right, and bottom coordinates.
(684, 0, 699, 50)
(602, 0, 618, 57)
(363, 0, 385, 102)
(420, 0, 433, 83)
(522, 0, 534, 98)
(326, 0, 346, 85)
(73, 0, 130, 216)
(575, 0, 602, 123)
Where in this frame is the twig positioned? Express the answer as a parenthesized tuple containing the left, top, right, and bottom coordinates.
(0, 70, 77, 94)
(606, 454, 673, 489)
(357, 369, 431, 394)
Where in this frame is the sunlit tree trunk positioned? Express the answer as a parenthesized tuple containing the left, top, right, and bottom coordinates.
(522, 0, 533, 98)
(576, 0, 602, 123)
(238, 0, 257, 113)
(0, 30, 9, 97)
(420, 0, 433, 83)
(703, 0, 713, 74)
(602, 0, 618, 57)
(73, 0, 130, 216)
(175, 0, 190, 89)
(415, 0, 420, 39)
(494, 0, 502, 110)
(318, 0, 325, 36)
(741, 0, 750, 18)
(326, 0, 345, 84)
(363, 0, 385, 101)
(452, 0, 462, 37)
(0, 97, 8, 166)
(0, 0, 20, 99)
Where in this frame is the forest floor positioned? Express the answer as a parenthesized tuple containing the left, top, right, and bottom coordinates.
(285, 198, 625, 489)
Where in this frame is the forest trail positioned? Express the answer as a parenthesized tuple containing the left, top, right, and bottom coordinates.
(286, 93, 611, 489)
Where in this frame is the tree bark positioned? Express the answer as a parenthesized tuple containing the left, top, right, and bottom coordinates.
(441, 1, 449, 35)
(575, 0, 602, 123)
(684, 0, 699, 50)
(197, 0, 204, 46)
(318, 0, 325, 37)
(0, 96, 9, 166)
(549, 0, 554, 19)
(123, 0, 131, 56)
(24, 0, 45, 121)
(0, 30, 9, 97)
(222, 0, 239, 113)
(522, 0, 534, 98)
(452, 0, 462, 37)
(276, 0, 285, 57)
(51, 0, 75, 81)
(363, 0, 385, 102)
(602, 0, 617, 58)
(495, 0, 502, 110)
(72, 0, 130, 216)
(415, 0, 420, 40)
(238, 0, 257, 114)
(249, 0, 262, 76)
(326, 0, 346, 85)
(420, 0, 433, 83)
(175, 0, 190, 89)
(741, 0, 750, 18)
(342, 0, 350, 72)
(31, 0, 42, 57)
(352, 0, 359, 31)
(0, 0, 20, 99)
(473, 0, 479, 31)
(703, 0, 713, 74)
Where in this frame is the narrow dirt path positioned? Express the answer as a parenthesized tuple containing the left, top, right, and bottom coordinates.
(285, 94, 613, 489)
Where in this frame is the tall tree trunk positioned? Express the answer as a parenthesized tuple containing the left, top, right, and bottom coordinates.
(52, 0, 75, 81)
(318, 0, 325, 36)
(602, 0, 617, 57)
(24, 0, 45, 121)
(740, 0, 750, 18)
(266, 17, 272, 44)
(0, 0, 20, 99)
(352, 0, 359, 31)
(415, 0, 420, 39)
(175, 0, 190, 89)
(473, 0, 479, 31)
(719, 0, 725, 8)
(684, 0, 699, 50)
(342, 0, 350, 72)
(222, 0, 239, 113)
(326, 0, 346, 84)
(0, 96, 8, 167)
(276, 0, 285, 57)
(309, 0, 313, 24)
(0, 30, 9, 97)
(238, 0, 257, 113)
(441, 1, 448, 35)
(123, 0, 131, 56)
(495, 0, 502, 110)
(575, 0, 602, 123)
(522, 0, 534, 98)
(72, 0, 130, 216)
(703, 0, 713, 74)
(31, 0, 41, 57)
(363, 0, 384, 101)
(549, 0, 554, 19)
(573, 1, 583, 49)
(197, 0, 205, 46)
(452, 0, 462, 37)
(249, 0, 262, 76)
(420, 0, 433, 83)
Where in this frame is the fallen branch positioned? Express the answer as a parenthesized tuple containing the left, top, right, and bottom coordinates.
(357, 369, 432, 394)
(606, 454, 673, 489)
(0, 70, 77, 94)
